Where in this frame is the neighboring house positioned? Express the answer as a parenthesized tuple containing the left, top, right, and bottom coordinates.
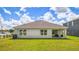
(0, 30, 10, 34)
(63, 18, 79, 36)
(13, 20, 67, 38)
(0, 30, 11, 38)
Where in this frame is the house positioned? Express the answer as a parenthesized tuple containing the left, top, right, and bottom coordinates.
(13, 20, 67, 38)
(0, 30, 11, 38)
(63, 18, 79, 36)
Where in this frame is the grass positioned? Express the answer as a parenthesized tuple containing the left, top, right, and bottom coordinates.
(0, 36, 79, 51)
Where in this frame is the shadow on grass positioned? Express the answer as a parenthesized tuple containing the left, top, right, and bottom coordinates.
(10, 38, 70, 40)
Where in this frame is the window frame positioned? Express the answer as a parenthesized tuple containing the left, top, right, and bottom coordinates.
(40, 30, 47, 35)
(23, 29, 26, 35)
(19, 30, 22, 35)
(19, 29, 27, 35)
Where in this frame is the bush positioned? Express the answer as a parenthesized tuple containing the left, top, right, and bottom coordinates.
(61, 35, 63, 37)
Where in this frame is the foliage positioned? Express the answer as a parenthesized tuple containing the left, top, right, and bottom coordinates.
(9, 29, 14, 33)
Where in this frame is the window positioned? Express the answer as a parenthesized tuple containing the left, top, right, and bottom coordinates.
(19, 30, 22, 35)
(52, 30, 57, 34)
(44, 30, 47, 35)
(40, 30, 43, 35)
(72, 21, 74, 26)
(19, 29, 26, 35)
(40, 30, 47, 35)
(67, 23, 69, 27)
(23, 29, 26, 35)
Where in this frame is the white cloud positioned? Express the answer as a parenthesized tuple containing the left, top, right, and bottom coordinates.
(15, 11, 21, 16)
(20, 14, 34, 24)
(43, 12, 55, 20)
(66, 12, 79, 21)
(57, 20, 66, 25)
(10, 19, 21, 27)
(15, 7, 27, 16)
(2, 18, 23, 29)
(50, 7, 79, 24)
(0, 15, 4, 24)
(50, 20, 66, 25)
(50, 7, 69, 20)
(3, 8, 11, 15)
(50, 7, 69, 13)
(0, 17, 3, 30)
(0, 11, 35, 30)
(20, 7, 26, 12)
(37, 11, 56, 23)
(1, 7, 79, 29)
(0, 14, 11, 30)
(57, 13, 67, 19)
(12, 13, 34, 26)
(0, 15, 21, 30)
(37, 7, 79, 25)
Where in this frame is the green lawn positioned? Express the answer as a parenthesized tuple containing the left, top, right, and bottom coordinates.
(0, 36, 79, 51)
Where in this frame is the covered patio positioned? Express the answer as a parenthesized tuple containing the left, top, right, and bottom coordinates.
(52, 29, 67, 38)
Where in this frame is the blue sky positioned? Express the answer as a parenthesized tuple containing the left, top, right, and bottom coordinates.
(0, 7, 79, 21)
(0, 7, 79, 29)
(0, 7, 78, 20)
(0, 7, 50, 20)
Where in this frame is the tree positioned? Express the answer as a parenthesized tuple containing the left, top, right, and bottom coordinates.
(9, 29, 14, 33)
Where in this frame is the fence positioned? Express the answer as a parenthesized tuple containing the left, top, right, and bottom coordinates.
(0, 34, 11, 39)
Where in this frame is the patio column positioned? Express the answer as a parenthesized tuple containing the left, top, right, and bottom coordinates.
(63, 29, 67, 38)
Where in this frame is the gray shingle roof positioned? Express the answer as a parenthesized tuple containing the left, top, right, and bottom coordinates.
(14, 20, 67, 29)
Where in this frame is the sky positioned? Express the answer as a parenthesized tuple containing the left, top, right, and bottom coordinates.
(0, 7, 79, 29)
